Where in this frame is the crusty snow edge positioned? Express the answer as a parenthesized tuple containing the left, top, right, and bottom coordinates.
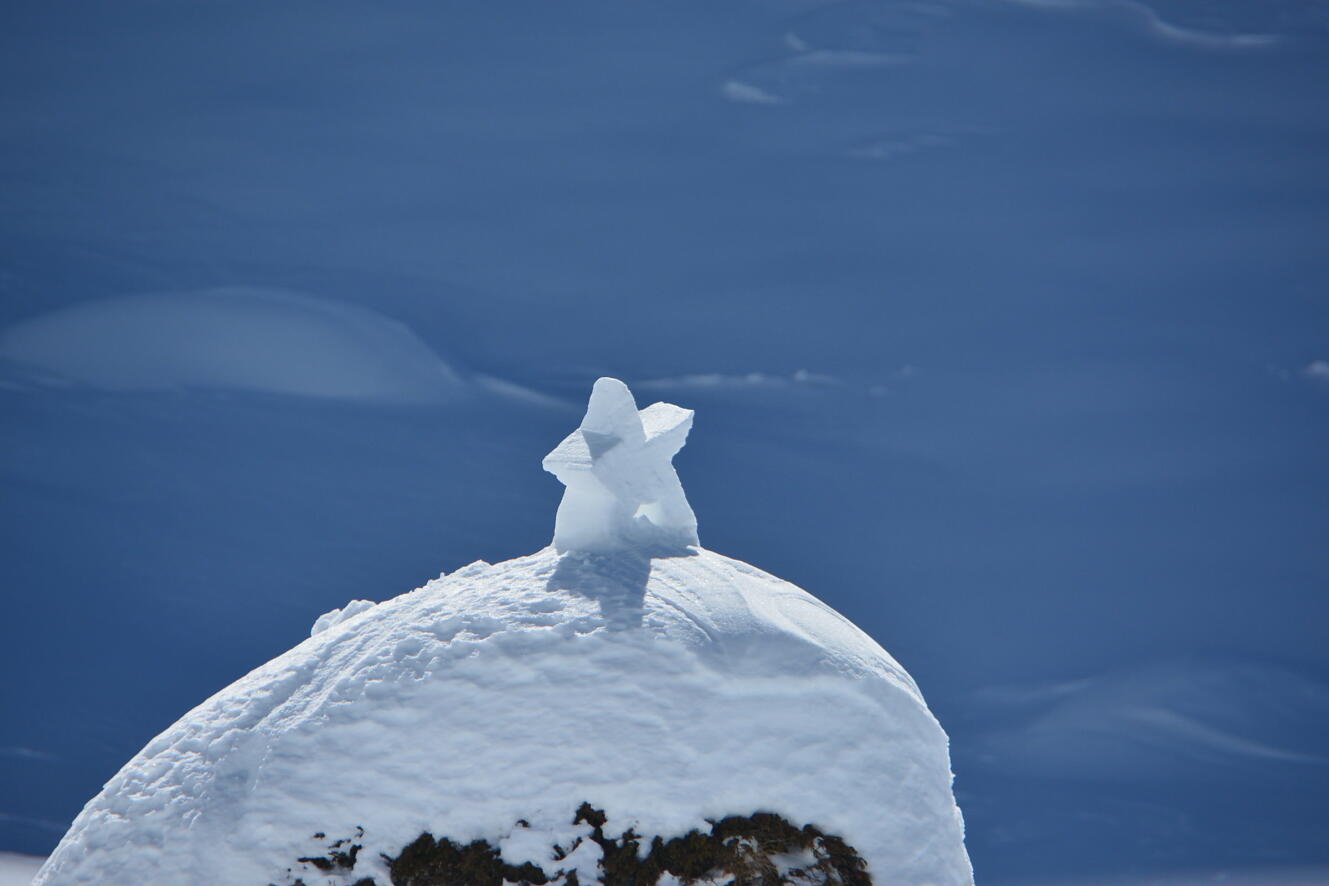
(35, 546, 972, 886)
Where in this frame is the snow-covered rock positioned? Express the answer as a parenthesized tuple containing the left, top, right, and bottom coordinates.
(35, 379, 972, 886)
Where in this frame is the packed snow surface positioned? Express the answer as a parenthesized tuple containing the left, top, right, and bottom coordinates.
(36, 380, 971, 886)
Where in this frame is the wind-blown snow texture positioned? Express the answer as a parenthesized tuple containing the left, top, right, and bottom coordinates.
(34, 383, 972, 886)
(0, 288, 464, 403)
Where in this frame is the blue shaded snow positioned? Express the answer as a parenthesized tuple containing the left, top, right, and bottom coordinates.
(1, 0, 1328, 881)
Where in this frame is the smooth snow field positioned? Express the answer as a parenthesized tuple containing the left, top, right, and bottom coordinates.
(2, 0, 1328, 882)
(0, 855, 43, 886)
(1020, 870, 1329, 886)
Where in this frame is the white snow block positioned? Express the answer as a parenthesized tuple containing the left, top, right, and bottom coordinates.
(36, 378, 972, 886)
(543, 377, 699, 553)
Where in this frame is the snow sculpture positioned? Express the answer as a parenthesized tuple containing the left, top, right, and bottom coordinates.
(34, 378, 974, 886)
(543, 377, 698, 553)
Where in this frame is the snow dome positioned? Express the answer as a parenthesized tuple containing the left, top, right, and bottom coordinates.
(35, 379, 973, 886)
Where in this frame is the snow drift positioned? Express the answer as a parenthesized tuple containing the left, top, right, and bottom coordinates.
(967, 659, 1329, 783)
(35, 379, 972, 886)
(0, 287, 462, 403)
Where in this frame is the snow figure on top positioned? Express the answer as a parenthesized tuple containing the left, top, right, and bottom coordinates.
(544, 377, 697, 553)
(35, 378, 974, 886)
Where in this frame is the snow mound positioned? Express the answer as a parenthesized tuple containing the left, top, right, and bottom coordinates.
(0, 288, 462, 403)
(35, 379, 972, 886)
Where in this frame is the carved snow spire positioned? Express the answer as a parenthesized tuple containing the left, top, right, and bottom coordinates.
(542, 377, 699, 553)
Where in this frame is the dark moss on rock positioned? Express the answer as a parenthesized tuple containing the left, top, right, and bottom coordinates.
(570, 804, 870, 886)
(275, 805, 870, 886)
(389, 833, 550, 886)
(298, 840, 360, 872)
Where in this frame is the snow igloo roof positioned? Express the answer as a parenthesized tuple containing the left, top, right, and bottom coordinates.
(35, 378, 972, 886)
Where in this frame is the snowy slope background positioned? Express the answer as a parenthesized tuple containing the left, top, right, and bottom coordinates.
(2, 0, 1328, 883)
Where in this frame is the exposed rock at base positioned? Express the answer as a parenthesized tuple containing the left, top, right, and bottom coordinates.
(276, 806, 871, 886)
